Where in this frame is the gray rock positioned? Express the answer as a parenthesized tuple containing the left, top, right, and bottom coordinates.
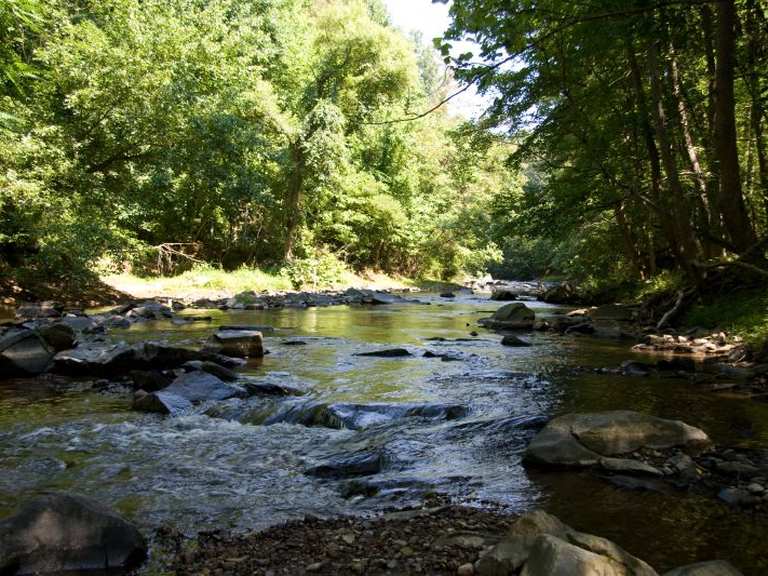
(355, 348, 412, 358)
(524, 411, 711, 467)
(307, 450, 384, 478)
(663, 560, 744, 576)
(501, 335, 531, 347)
(475, 510, 657, 576)
(600, 457, 663, 476)
(133, 371, 246, 416)
(520, 534, 654, 576)
(0, 493, 146, 574)
(490, 289, 518, 301)
(38, 323, 77, 351)
(479, 303, 535, 330)
(0, 329, 55, 377)
(203, 330, 264, 358)
(132, 390, 193, 416)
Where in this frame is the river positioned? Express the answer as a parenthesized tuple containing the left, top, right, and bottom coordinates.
(1, 292, 766, 574)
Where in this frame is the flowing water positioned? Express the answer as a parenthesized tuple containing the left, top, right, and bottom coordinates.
(1, 293, 767, 574)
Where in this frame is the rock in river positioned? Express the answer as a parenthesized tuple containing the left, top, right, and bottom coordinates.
(0, 492, 147, 575)
(0, 329, 54, 377)
(490, 289, 518, 301)
(203, 329, 264, 358)
(476, 510, 657, 576)
(478, 303, 535, 330)
(524, 411, 711, 468)
(355, 348, 412, 358)
(133, 371, 247, 416)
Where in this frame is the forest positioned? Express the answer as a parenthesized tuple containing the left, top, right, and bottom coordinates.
(3, 2, 768, 576)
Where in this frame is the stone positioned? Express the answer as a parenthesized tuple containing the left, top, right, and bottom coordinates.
(600, 457, 662, 476)
(0, 329, 54, 377)
(183, 360, 239, 382)
(458, 563, 475, 575)
(355, 348, 412, 358)
(621, 360, 654, 376)
(440, 292, 456, 298)
(37, 323, 77, 351)
(307, 450, 384, 478)
(490, 289, 518, 301)
(520, 534, 654, 576)
(478, 303, 535, 330)
(475, 511, 656, 576)
(662, 560, 744, 576)
(132, 390, 193, 416)
(501, 335, 531, 347)
(0, 493, 147, 574)
(54, 342, 242, 377)
(524, 411, 711, 467)
(133, 371, 246, 416)
(203, 330, 264, 358)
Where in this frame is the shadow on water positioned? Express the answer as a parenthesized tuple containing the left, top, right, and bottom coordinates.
(1, 293, 767, 573)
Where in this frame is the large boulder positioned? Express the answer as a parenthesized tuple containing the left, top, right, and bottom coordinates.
(133, 371, 246, 416)
(524, 411, 711, 468)
(0, 493, 147, 575)
(203, 330, 264, 358)
(663, 561, 744, 576)
(0, 329, 55, 377)
(479, 303, 535, 330)
(476, 510, 657, 576)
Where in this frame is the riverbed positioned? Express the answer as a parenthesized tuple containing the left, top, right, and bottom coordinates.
(1, 292, 767, 574)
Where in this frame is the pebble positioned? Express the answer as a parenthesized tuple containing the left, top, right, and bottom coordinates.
(305, 561, 324, 572)
(458, 562, 475, 575)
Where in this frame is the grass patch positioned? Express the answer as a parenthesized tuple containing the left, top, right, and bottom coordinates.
(102, 263, 419, 300)
(685, 288, 768, 345)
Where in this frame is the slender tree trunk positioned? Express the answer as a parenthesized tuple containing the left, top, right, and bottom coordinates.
(714, 0, 758, 252)
(701, 4, 724, 234)
(283, 142, 305, 260)
(648, 41, 700, 272)
(668, 44, 718, 257)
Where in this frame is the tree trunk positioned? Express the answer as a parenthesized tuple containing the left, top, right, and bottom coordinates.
(283, 142, 305, 260)
(648, 41, 700, 272)
(714, 0, 758, 252)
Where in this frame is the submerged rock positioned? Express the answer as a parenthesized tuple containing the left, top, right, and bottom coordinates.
(0, 492, 147, 575)
(307, 450, 385, 478)
(0, 329, 54, 377)
(355, 348, 412, 358)
(263, 400, 466, 430)
(524, 411, 711, 467)
(478, 303, 535, 330)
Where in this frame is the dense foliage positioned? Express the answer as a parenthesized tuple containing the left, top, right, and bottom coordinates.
(0, 0, 517, 285)
(443, 0, 768, 287)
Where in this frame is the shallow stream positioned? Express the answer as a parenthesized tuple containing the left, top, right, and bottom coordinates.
(1, 293, 767, 573)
